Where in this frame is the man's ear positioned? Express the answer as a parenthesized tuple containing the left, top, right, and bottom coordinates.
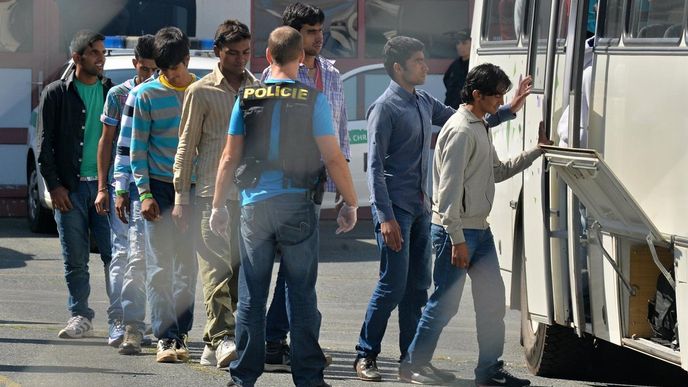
(72, 52, 80, 65)
(472, 89, 481, 101)
(213, 45, 221, 58)
(393, 62, 401, 76)
(266, 48, 273, 64)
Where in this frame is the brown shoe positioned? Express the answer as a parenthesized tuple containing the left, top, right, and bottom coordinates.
(118, 325, 143, 355)
(354, 357, 382, 382)
(156, 339, 178, 363)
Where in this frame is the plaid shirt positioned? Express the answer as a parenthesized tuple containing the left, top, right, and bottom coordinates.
(261, 56, 350, 192)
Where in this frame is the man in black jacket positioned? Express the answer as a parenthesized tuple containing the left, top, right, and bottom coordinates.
(37, 30, 114, 339)
(443, 30, 471, 109)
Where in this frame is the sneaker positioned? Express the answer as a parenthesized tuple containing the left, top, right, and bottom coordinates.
(265, 340, 291, 372)
(108, 320, 125, 347)
(119, 325, 143, 355)
(216, 336, 238, 369)
(325, 353, 333, 368)
(176, 333, 190, 361)
(399, 363, 455, 385)
(200, 345, 216, 366)
(476, 362, 530, 387)
(354, 356, 382, 382)
(58, 316, 93, 339)
(156, 338, 178, 363)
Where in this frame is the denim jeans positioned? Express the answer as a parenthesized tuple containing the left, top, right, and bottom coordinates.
(265, 204, 321, 344)
(356, 204, 431, 360)
(105, 182, 148, 332)
(54, 180, 113, 321)
(404, 225, 505, 380)
(196, 197, 241, 347)
(230, 194, 326, 387)
(145, 179, 198, 339)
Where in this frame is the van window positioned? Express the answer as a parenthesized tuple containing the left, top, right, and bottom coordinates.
(0, 0, 33, 53)
(343, 68, 389, 121)
(252, 0, 358, 59)
(627, 0, 685, 43)
(365, 0, 470, 58)
(482, 0, 525, 44)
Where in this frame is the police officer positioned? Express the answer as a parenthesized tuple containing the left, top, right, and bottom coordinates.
(210, 26, 357, 387)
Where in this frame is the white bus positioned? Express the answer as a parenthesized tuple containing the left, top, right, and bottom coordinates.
(471, 0, 688, 377)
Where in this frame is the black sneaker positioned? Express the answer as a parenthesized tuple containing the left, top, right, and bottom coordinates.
(265, 340, 291, 372)
(399, 363, 455, 385)
(476, 363, 530, 387)
(354, 356, 382, 382)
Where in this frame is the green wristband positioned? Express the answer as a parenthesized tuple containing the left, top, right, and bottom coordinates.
(115, 189, 128, 196)
(140, 192, 154, 201)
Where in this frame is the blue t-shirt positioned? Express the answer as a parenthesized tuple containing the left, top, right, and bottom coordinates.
(228, 78, 335, 206)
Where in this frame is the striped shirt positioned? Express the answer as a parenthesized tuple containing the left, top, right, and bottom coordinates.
(101, 78, 136, 188)
(112, 81, 148, 192)
(261, 56, 350, 192)
(131, 74, 196, 195)
(173, 65, 258, 205)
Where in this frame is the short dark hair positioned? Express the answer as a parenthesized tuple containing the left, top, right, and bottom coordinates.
(69, 30, 105, 56)
(134, 34, 156, 60)
(268, 26, 303, 66)
(153, 27, 190, 70)
(383, 36, 425, 79)
(214, 19, 251, 48)
(282, 2, 325, 31)
(461, 63, 512, 103)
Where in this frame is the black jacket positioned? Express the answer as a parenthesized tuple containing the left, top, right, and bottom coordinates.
(443, 57, 469, 109)
(37, 72, 113, 192)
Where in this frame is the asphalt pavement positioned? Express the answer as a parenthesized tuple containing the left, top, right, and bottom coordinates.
(0, 217, 685, 387)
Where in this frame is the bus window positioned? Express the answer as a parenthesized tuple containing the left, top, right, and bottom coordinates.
(252, 0, 358, 59)
(627, 0, 685, 43)
(0, 0, 32, 53)
(599, 0, 624, 40)
(343, 68, 388, 121)
(557, 0, 572, 45)
(527, 0, 552, 90)
(364, 0, 470, 58)
(481, 0, 523, 44)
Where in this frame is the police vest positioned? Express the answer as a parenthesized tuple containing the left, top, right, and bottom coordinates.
(234, 81, 326, 191)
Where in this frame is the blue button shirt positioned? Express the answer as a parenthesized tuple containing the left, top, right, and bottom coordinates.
(367, 80, 516, 223)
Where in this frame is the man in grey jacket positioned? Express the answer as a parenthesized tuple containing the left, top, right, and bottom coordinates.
(400, 63, 551, 386)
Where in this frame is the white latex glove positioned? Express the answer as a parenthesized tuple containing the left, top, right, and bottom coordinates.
(335, 203, 358, 234)
(209, 207, 229, 236)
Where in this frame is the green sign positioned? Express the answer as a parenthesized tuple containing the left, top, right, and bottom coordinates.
(349, 129, 367, 145)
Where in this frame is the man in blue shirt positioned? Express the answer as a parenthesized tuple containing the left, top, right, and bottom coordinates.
(355, 36, 531, 382)
(210, 26, 358, 387)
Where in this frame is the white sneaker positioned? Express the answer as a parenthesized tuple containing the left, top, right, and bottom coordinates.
(200, 345, 216, 366)
(215, 336, 238, 369)
(58, 316, 93, 339)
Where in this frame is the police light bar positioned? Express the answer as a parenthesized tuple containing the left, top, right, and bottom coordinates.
(104, 36, 214, 50)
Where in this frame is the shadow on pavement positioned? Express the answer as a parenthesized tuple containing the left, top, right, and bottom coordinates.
(0, 364, 154, 376)
(0, 320, 54, 325)
(0, 246, 34, 269)
(0, 218, 56, 238)
(0, 337, 111, 347)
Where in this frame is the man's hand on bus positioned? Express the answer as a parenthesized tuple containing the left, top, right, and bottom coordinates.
(510, 75, 533, 114)
(452, 242, 470, 269)
(172, 204, 190, 233)
(50, 186, 73, 213)
(141, 197, 161, 221)
(381, 220, 403, 252)
(115, 193, 130, 224)
(537, 120, 554, 147)
(94, 190, 109, 216)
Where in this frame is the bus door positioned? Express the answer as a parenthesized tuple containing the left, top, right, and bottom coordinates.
(521, 0, 558, 326)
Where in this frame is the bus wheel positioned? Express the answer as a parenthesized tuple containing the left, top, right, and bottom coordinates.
(520, 259, 592, 378)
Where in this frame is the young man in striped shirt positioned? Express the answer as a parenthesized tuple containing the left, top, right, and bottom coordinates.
(172, 20, 258, 368)
(94, 35, 157, 353)
(130, 27, 198, 363)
